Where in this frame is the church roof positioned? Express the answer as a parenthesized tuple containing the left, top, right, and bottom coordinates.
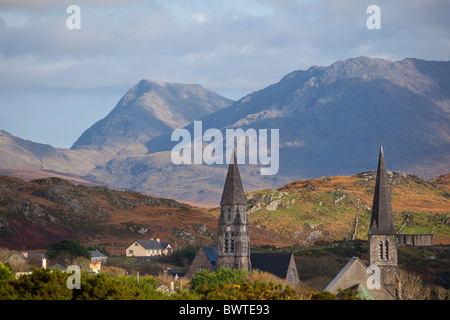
(324, 256, 394, 300)
(368, 146, 397, 235)
(203, 247, 218, 269)
(220, 152, 246, 205)
(198, 248, 294, 279)
(251, 252, 293, 279)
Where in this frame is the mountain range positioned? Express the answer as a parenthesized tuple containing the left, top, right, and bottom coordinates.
(0, 56, 449, 204)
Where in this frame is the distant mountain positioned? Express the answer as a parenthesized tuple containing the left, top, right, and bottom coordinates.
(71, 80, 233, 154)
(1, 57, 449, 204)
(147, 57, 450, 179)
(0, 130, 114, 176)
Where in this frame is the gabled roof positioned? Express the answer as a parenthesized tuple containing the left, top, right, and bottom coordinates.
(89, 250, 107, 258)
(324, 256, 394, 300)
(133, 239, 170, 250)
(251, 252, 293, 279)
(203, 247, 218, 269)
(198, 248, 294, 279)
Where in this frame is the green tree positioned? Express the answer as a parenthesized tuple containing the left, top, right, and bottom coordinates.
(47, 239, 90, 260)
(1, 268, 73, 300)
(190, 268, 248, 290)
(0, 262, 14, 281)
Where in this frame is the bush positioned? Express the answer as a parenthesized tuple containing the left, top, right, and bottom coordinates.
(0, 268, 73, 300)
(0, 262, 14, 281)
(190, 268, 248, 290)
(187, 268, 298, 300)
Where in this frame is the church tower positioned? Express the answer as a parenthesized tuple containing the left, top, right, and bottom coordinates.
(368, 145, 398, 297)
(217, 152, 251, 272)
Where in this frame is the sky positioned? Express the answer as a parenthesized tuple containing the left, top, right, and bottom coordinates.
(0, 0, 449, 148)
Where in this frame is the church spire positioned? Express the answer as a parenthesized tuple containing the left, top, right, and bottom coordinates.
(220, 151, 246, 206)
(368, 145, 396, 235)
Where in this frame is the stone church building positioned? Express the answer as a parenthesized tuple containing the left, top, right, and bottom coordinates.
(186, 152, 299, 285)
(187, 146, 405, 298)
(325, 146, 399, 299)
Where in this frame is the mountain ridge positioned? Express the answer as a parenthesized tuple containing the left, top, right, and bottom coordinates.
(0, 57, 449, 204)
(0, 170, 448, 252)
(71, 79, 233, 153)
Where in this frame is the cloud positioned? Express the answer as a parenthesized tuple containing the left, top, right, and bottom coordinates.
(0, 0, 449, 147)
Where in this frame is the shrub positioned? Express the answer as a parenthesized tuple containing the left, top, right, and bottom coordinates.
(1, 268, 73, 300)
(0, 262, 14, 281)
(190, 268, 248, 290)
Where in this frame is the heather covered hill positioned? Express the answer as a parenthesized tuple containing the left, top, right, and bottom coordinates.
(0, 175, 289, 251)
(242, 172, 450, 245)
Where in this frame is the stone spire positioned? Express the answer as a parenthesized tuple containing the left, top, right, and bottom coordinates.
(217, 150, 251, 271)
(368, 145, 396, 235)
(220, 151, 246, 206)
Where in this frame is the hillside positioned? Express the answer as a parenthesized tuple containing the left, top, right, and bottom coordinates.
(0, 175, 289, 252)
(239, 171, 450, 245)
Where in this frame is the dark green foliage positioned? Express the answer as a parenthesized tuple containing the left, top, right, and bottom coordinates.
(0, 262, 14, 281)
(47, 239, 90, 260)
(0, 268, 72, 300)
(190, 268, 248, 290)
(0, 268, 164, 300)
(311, 291, 339, 300)
(164, 245, 200, 268)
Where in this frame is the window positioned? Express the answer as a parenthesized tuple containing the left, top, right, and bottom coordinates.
(224, 232, 229, 253)
(129, 250, 133, 255)
(230, 232, 234, 253)
(379, 241, 383, 260)
(385, 240, 389, 260)
(135, 242, 138, 246)
(227, 209, 231, 221)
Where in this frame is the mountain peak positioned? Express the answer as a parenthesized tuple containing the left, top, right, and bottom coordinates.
(71, 80, 233, 152)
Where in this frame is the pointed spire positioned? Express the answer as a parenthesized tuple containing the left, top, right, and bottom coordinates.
(368, 145, 396, 235)
(220, 150, 246, 205)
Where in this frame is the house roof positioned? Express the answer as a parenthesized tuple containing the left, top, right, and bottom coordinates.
(251, 252, 293, 279)
(89, 250, 107, 258)
(134, 240, 170, 250)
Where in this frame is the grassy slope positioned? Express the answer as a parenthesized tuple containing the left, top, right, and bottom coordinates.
(243, 172, 450, 245)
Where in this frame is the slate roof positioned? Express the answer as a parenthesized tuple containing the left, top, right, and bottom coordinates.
(199, 247, 293, 279)
(324, 256, 394, 300)
(324, 257, 361, 292)
(89, 250, 107, 259)
(250, 252, 293, 279)
(203, 247, 218, 269)
(136, 240, 170, 250)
